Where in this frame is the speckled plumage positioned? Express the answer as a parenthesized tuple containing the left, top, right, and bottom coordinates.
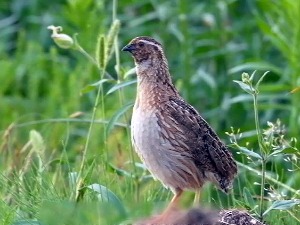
(122, 36, 237, 203)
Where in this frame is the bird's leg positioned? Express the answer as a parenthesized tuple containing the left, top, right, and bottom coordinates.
(155, 188, 183, 222)
(166, 188, 183, 211)
(193, 189, 201, 206)
(145, 189, 183, 224)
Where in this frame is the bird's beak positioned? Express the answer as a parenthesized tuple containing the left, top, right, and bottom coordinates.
(122, 43, 136, 52)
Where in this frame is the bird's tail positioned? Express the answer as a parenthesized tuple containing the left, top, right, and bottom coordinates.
(219, 177, 234, 194)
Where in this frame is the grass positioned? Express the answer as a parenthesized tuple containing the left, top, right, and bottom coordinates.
(1, 0, 300, 224)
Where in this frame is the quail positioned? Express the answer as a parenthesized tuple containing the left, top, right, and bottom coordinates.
(122, 36, 237, 216)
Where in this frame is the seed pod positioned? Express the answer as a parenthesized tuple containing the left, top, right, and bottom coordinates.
(47, 25, 74, 49)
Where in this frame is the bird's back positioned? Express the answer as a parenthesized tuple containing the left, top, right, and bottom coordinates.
(160, 96, 237, 193)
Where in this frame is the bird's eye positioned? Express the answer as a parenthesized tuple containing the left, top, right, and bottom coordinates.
(138, 42, 145, 47)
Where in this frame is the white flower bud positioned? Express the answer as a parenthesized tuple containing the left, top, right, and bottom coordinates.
(241, 72, 250, 83)
(47, 25, 74, 49)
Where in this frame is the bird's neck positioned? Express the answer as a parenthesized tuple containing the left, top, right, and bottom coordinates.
(135, 59, 179, 108)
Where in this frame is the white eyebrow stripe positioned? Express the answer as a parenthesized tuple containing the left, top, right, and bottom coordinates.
(139, 40, 163, 50)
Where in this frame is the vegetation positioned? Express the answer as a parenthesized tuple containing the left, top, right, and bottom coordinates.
(0, 0, 299, 224)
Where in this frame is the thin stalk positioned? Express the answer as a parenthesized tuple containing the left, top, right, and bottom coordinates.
(259, 159, 266, 220)
(100, 72, 108, 163)
(115, 53, 138, 201)
(112, 0, 138, 201)
(114, 40, 120, 80)
(75, 43, 113, 80)
(76, 66, 106, 200)
(14, 118, 127, 128)
(287, 210, 300, 223)
(237, 161, 299, 196)
(76, 45, 98, 68)
(115, 46, 139, 200)
(112, 0, 117, 21)
(72, 34, 108, 200)
(193, 190, 201, 206)
(253, 93, 265, 155)
(252, 92, 267, 220)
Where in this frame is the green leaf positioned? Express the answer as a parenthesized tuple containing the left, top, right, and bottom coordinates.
(281, 147, 299, 154)
(269, 146, 299, 157)
(259, 83, 290, 92)
(80, 79, 112, 95)
(229, 62, 282, 75)
(263, 199, 300, 216)
(249, 70, 256, 81)
(268, 149, 285, 157)
(233, 80, 255, 95)
(12, 221, 42, 225)
(68, 172, 79, 191)
(128, 11, 158, 27)
(290, 86, 300, 94)
(87, 184, 126, 216)
(106, 102, 133, 135)
(243, 187, 257, 210)
(131, 162, 148, 171)
(236, 145, 263, 160)
(226, 94, 253, 104)
(107, 163, 133, 178)
(139, 175, 153, 186)
(255, 71, 270, 90)
(124, 67, 136, 78)
(106, 79, 137, 95)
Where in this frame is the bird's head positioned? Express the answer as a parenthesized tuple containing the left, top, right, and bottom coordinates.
(122, 36, 165, 65)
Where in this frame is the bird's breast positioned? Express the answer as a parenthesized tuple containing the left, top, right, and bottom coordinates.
(131, 103, 175, 182)
(131, 105, 162, 162)
(131, 102, 203, 191)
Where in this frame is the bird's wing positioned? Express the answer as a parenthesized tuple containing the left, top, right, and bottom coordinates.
(157, 97, 237, 187)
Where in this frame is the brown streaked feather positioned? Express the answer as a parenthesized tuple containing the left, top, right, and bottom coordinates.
(161, 96, 237, 192)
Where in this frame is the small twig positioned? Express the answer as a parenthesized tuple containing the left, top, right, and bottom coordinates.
(237, 162, 299, 196)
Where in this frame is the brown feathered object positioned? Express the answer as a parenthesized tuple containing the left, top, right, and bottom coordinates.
(122, 36, 237, 217)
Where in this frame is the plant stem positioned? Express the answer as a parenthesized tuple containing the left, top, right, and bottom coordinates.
(76, 66, 106, 199)
(252, 91, 266, 220)
(236, 161, 299, 196)
(73, 32, 108, 199)
(112, 0, 139, 201)
(259, 159, 266, 220)
(112, 0, 117, 21)
(75, 42, 113, 80)
(14, 118, 128, 128)
(253, 93, 265, 155)
(77, 46, 98, 67)
(287, 210, 300, 223)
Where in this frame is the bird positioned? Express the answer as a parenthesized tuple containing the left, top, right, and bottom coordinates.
(122, 36, 237, 220)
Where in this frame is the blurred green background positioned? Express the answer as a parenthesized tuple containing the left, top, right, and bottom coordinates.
(0, 0, 299, 224)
